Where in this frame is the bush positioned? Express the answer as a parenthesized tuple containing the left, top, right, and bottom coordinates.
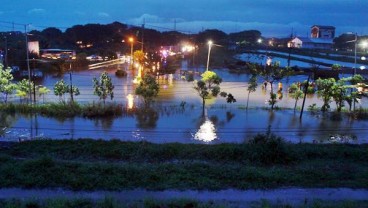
(115, 69, 127, 77)
(81, 102, 123, 117)
(37, 102, 81, 117)
(307, 103, 319, 112)
(247, 126, 296, 165)
(353, 107, 368, 120)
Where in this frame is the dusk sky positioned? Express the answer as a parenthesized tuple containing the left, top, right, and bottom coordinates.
(1, 0, 367, 37)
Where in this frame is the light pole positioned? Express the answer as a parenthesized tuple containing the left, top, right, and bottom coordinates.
(346, 33, 358, 75)
(129, 37, 134, 69)
(206, 40, 213, 71)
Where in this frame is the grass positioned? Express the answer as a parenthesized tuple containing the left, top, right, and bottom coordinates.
(0, 198, 367, 208)
(0, 138, 367, 191)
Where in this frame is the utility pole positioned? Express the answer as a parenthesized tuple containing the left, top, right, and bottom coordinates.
(354, 32, 357, 75)
(32, 58, 36, 104)
(141, 19, 145, 52)
(3, 35, 8, 68)
(69, 60, 74, 102)
(25, 24, 32, 104)
(287, 29, 293, 68)
(300, 75, 310, 120)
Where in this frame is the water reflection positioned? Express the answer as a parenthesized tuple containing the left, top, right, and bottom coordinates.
(126, 94, 134, 109)
(135, 107, 159, 129)
(194, 118, 217, 142)
(193, 109, 218, 142)
(0, 113, 18, 137)
(94, 117, 114, 130)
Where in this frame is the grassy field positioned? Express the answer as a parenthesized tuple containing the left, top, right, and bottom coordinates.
(1, 198, 367, 208)
(0, 136, 367, 191)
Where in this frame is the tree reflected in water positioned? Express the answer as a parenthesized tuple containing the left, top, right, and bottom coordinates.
(135, 107, 159, 129)
(0, 113, 18, 137)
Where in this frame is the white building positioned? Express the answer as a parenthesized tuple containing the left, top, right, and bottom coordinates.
(289, 37, 334, 50)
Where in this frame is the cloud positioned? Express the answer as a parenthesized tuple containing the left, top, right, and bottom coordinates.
(27, 8, 46, 15)
(141, 18, 309, 37)
(98, 12, 110, 18)
(128, 14, 166, 25)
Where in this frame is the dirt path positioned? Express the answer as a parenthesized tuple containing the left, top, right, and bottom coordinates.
(0, 188, 367, 205)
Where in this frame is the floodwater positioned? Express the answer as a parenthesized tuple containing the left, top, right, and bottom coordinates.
(0, 188, 367, 206)
(1, 61, 367, 144)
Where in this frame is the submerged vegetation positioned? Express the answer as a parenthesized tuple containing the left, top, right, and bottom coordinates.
(0, 102, 123, 118)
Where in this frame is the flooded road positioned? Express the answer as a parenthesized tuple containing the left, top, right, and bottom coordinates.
(1, 63, 367, 144)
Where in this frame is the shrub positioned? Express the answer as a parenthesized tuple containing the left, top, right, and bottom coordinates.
(247, 126, 296, 165)
(115, 69, 127, 77)
(81, 102, 123, 117)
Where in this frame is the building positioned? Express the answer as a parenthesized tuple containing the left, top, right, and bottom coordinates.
(40, 49, 76, 60)
(311, 25, 335, 39)
(289, 37, 334, 50)
(287, 25, 335, 50)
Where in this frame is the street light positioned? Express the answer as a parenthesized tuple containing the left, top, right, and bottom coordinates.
(361, 40, 368, 53)
(129, 37, 134, 67)
(346, 33, 357, 75)
(206, 40, 213, 71)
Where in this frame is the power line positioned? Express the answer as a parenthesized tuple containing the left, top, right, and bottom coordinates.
(0, 20, 196, 34)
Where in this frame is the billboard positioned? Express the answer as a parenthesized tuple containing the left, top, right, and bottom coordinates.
(28, 41, 40, 55)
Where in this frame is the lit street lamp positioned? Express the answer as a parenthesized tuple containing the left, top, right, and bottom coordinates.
(206, 40, 213, 71)
(362, 40, 368, 53)
(205, 40, 222, 71)
(129, 37, 134, 67)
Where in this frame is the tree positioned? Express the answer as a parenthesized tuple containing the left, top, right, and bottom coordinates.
(331, 79, 348, 112)
(135, 74, 160, 106)
(331, 64, 341, 77)
(0, 65, 16, 103)
(93, 72, 114, 105)
(54, 80, 69, 102)
(255, 62, 293, 109)
(289, 83, 304, 112)
(53, 80, 80, 103)
(228, 30, 262, 46)
(133, 50, 145, 65)
(38, 86, 50, 103)
(341, 75, 364, 112)
(16, 79, 34, 103)
(194, 71, 222, 115)
(70, 86, 80, 101)
(316, 78, 336, 112)
(246, 74, 258, 109)
(350, 74, 364, 85)
(196, 29, 228, 44)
